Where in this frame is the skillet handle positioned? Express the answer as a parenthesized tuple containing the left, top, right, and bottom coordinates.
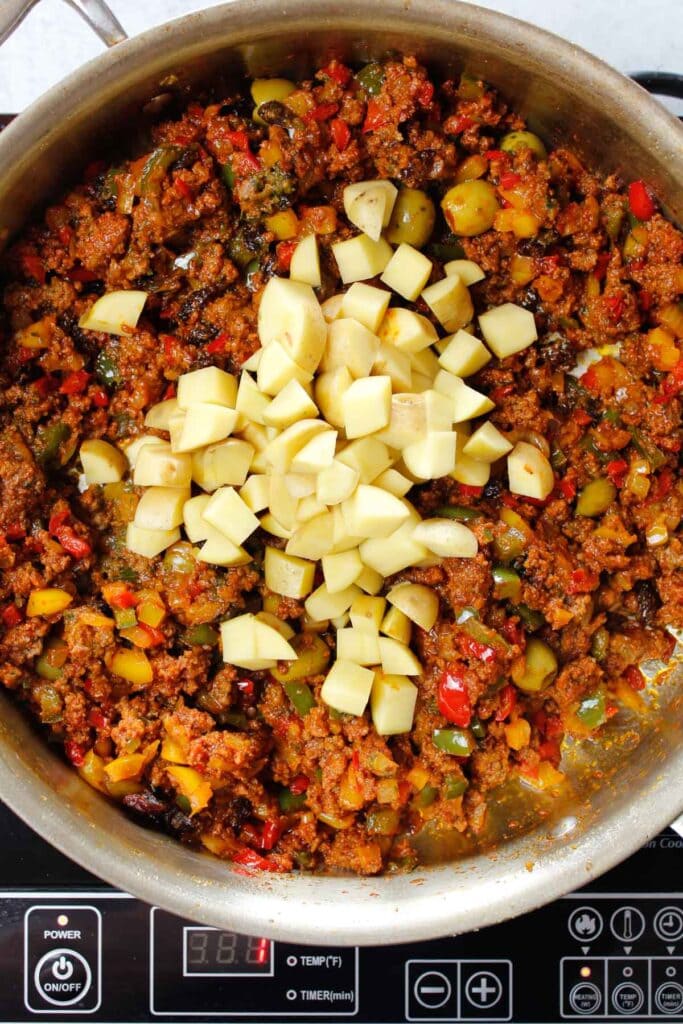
(0, 0, 126, 49)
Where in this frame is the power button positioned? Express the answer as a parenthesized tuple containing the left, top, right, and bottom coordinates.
(34, 948, 92, 1006)
(24, 905, 101, 1014)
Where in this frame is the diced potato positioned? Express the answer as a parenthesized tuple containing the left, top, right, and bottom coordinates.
(336, 437, 394, 483)
(167, 411, 186, 452)
(450, 453, 491, 487)
(183, 494, 212, 542)
(343, 180, 397, 240)
(321, 318, 380, 379)
(268, 475, 299, 530)
(410, 346, 440, 380)
(337, 627, 381, 665)
(177, 366, 237, 409)
(378, 637, 422, 675)
(322, 548, 363, 594)
(444, 259, 485, 286)
(342, 484, 410, 538)
(331, 613, 350, 630)
(297, 496, 327, 523)
(239, 474, 270, 513)
(507, 441, 554, 500)
(378, 307, 438, 353)
(242, 349, 262, 372)
(265, 418, 328, 472)
(332, 234, 393, 284)
(421, 274, 474, 333)
(126, 523, 180, 558)
(463, 421, 512, 462)
(260, 513, 293, 540)
(434, 370, 495, 422)
(372, 343, 413, 391)
(438, 329, 491, 377)
(290, 429, 337, 473)
(321, 293, 344, 322)
(377, 390, 452, 449)
(356, 565, 384, 596)
(320, 660, 375, 716)
(349, 594, 386, 633)
(284, 473, 316, 499)
(263, 378, 317, 428)
(478, 302, 538, 359)
(78, 289, 147, 335)
(387, 582, 439, 631)
(381, 606, 411, 644)
(411, 372, 433, 393)
(317, 459, 360, 505)
(134, 486, 188, 531)
(257, 277, 327, 373)
(403, 431, 456, 479)
(255, 611, 295, 640)
(371, 672, 418, 735)
(330, 505, 364, 554)
(203, 486, 260, 545)
(257, 340, 314, 396)
(286, 511, 336, 559)
(359, 519, 429, 577)
(192, 438, 254, 492)
(80, 439, 128, 485)
(172, 403, 237, 453)
(240, 420, 270, 452)
(341, 282, 391, 333)
(290, 234, 321, 288)
(144, 398, 180, 430)
(412, 518, 478, 558)
(380, 243, 432, 301)
(26, 587, 73, 617)
(133, 446, 192, 488)
(342, 375, 392, 439)
(265, 546, 316, 599)
(305, 583, 362, 622)
(198, 526, 251, 567)
(220, 613, 296, 670)
(235, 372, 270, 425)
(314, 366, 353, 428)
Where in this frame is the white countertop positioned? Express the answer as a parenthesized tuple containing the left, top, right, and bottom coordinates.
(0, 0, 680, 113)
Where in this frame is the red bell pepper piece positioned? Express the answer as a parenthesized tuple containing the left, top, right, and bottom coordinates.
(304, 102, 339, 123)
(320, 61, 352, 87)
(1, 604, 23, 628)
(593, 252, 610, 281)
(604, 294, 625, 322)
(625, 665, 646, 691)
(261, 819, 284, 852)
(60, 369, 91, 395)
(276, 239, 298, 272)
(501, 620, 526, 648)
(106, 587, 137, 609)
(458, 483, 484, 498)
(495, 683, 517, 722)
(628, 180, 656, 221)
(417, 81, 434, 107)
(232, 847, 279, 872)
(162, 383, 177, 400)
(6, 524, 26, 541)
(88, 708, 107, 730)
(57, 225, 73, 246)
(205, 331, 230, 354)
(236, 678, 255, 697)
(175, 177, 193, 201)
(140, 623, 165, 646)
(572, 408, 593, 426)
(489, 383, 515, 404)
(557, 475, 577, 501)
(449, 114, 474, 134)
(65, 741, 87, 767)
(605, 459, 629, 488)
(537, 739, 561, 766)
(500, 171, 521, 189)
(289, 774, 309, 795)
(22, 253, 46, 285)
(484, 149, 507, 161)
(34, 375, 59, 398)
(362, 99, 387, 133)
(331, 117, 351, 151)
(92, 388, 109, 408)
(67, 267, 99, 283)
(437, 664, 472, 727)
(460, 637, 497, 664)
(567, 568, 599, 594)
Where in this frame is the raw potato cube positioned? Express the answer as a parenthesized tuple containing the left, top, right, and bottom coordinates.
(134, 446, 192, 488)
(183, 494, 212, 542)
(316, 459, 360, 505)
(220, 613, 296, 671)
(321, 293, 344, 322)
(444, 258, 485, 286)
(255, 611, 295, 640)
(378, 637, 422, 675)
(380, 243, 432, 301)
(403, 431, 457, 479)
(463, 421, 512, 462)
(265, 546, 315, 599)
(371, 672, 418, 735)
(263, 379, 317, 428)
(349, 595, 386, 633)
(336, 438, 394, 484)
(412, 518, 478, 558)
(265, 419, 328, 472)
(330, 505, 364, 554)
(507, 441, 554, 500)
(342, 375, 392, 439)
(478, 302, 537, 359)
(305, 583, 362, 622)
(167, 411, 186, 452)
(343, 180, 397, 240)
(410, 346, 440, 380)
(80, 439, 128, 484)
(290, 234, 321, 288)
(387, 582, 439, 631)
(341, 282, 391, 333)
(126, 523, 179, 558)
(177, 366, 237, 409)
(260, 514, 293, 540)
(411, 372, 433, 393)
(144, 398, 179, 430)
(359, 520, 429, 577)
(134, 486, 188, 530)
(381, 606, 411, 644)
(203, 486, 260, 545)
(239, 474, 270, 513)
(257, 340, 313, 396)
(242, 349, 262, 372)
(192, 439, 254, 491)
(79, 289, 147, 335)
(421, 274, 474, 332)
(172, 403, 238, 452)
(268, 475, 299, 531)
(378, 307, 438, 353)
(374, 467, 413, 497)
(332, 234, 393, 284)
(257, 277, 327, 373)
(315, 366, 353, 428)
(284, 473, 316, 499)
(320, 660, 375, 716)
(236, 372, 270, 425)
(122, 434, 167, 469)
(434, 370, 495, 422)
(290, 430, 337, 473)
(372, 343, 413, 391)
(438, 329, 491, 377)
(377, 390, 452, 449)
(450, 453, 491, 487)
(342, 484, 410, 538)
(321, 318, 380, 379)
(337, 627, 381, 665)
(198, 526, 251, 567)
(297, 496, 327, 523)
(286, 512, 335, 559)
(322, 549, 363, 593)
(356, 565, 384, 596)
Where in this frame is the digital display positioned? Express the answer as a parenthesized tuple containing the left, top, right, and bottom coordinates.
(183, 929, 272, 977)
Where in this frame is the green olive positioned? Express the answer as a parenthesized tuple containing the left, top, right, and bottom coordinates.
(511, 638, 558, 693)
(441, 180, 499, 237)
(500, 130, 548, 161)
(270, 633, 330, 683)
(386, 188, 436, 248)
(575, 478, 616, 517)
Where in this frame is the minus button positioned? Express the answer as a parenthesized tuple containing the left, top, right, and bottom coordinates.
(414, 971, 452, 1010)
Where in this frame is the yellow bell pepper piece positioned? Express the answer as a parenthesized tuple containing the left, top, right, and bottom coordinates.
(110, 647, 153, 686)
(167, 765, 212, 815)
(80, 609, 115, 629)
(265, 209, 299, 240)
(406, 765, 430, 791)
(26, 588, 73, 617)
(77, 749, 109, 793)
(104, 752, 146, 782)
(505, 718, 531, 750)
(161, 735, 188, 764)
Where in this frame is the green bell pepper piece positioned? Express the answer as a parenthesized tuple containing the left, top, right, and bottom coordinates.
(433, 728, 475, 757)
(576, 689, 607, 729)
(283, 680, 316, 717)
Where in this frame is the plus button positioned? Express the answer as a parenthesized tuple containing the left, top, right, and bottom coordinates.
(465, 970, 503, 1008)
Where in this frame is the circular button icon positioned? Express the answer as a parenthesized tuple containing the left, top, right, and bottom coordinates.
(609, 907, 645, 944)
(655, 907, 683, 943)
(34, 949, 91, 1007)
(656, 982, 683, 1015)
(413, 971, 451, 1010)
(465, 971, 502, 1009)
(568, 906, 604, 942)
(569, 982, 602, 1015)
(612, 981, 644, 1015)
